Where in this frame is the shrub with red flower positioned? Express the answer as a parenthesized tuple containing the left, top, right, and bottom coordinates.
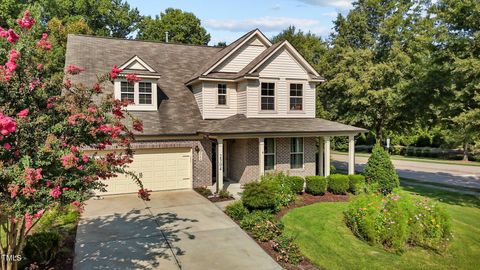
(0, 11, 146, 270)
(125, 73, 141, 83)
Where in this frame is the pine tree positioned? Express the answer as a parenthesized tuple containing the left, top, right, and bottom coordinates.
(364, 144, 399, 194)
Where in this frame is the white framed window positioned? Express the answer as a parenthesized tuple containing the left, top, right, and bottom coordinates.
(261, 82, 275, 110)
(120, 82, 135, 103)
(264, 138, 275, 171)
(218, 84, 227, 105)
(289, 83, 303, 111)
(290, 137, 303, 169)
(138, 82, 152, 104)
(114, 79, 158, 111)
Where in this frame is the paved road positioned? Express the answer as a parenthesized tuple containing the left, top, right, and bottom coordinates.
(332, 154, 480, 190)
(74, 190, 281, 270)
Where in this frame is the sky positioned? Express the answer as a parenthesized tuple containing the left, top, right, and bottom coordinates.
(127, 0, 355, 45)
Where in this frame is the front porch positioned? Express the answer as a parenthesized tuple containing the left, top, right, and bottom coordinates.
(211, 134, 359, 192)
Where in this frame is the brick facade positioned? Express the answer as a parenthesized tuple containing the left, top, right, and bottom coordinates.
(227, 137, 317, 184)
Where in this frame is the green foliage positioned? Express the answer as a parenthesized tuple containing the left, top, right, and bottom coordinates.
(225, 201, 248, 221)
(218, 189, 232, 199)
(137, 8, 210, 45)
(327, 174, 350, 195)
(241, 182, 278, 211)
(250, 218, 284, 242)
(261, 172, 296, 207)
(348, 174, 365, 195)
(364, 144, 399, 194)
(344, 192, 452, 252)
(286, 176, 304, 194)
(23, 231, 61, 264)
(415, 134, 432, 147)
(305, 176, 327, 195)
(271, 234, 303, 265)
(194, 187, 212, 198)
(239, 211, 275, 231)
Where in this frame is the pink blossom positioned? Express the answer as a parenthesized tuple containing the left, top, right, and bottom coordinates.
(82, 154, 89, 163)
(33, 209, 45, 219)
(60, 153, 80, 168)
(25, 167, 42, 186)
(5, 60, 17, 73)
(0, 27, 8, 38)
(109, 65, 122, 79)
(66, 65, 84, 75)
(93, 83, 101, 93)
(5, 29, 19, 43)
(0, 113, 17, 136)
(8, 184, 19, 198)
(17, 109, 29, 118)
(3, 143, 11, 150)
(24, 214, 33, 231)
(9, 50, 20, 61)
(133, 120, 143, 132)
(71, 145, 78, 153)
(125, 73, 140, 83)
(36, 33, 51, 50)
(64, 78, 72, 88)
(21, 187, 36, 197)
(71, 201, 84, 212)
(37, 63, 43, 71)
(49, 186, 62, 199)
(17, 10, 35, 29)
(45, 180, 51, 187)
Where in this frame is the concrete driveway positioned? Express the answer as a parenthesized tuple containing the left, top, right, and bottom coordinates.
(74, 190, 282, 270)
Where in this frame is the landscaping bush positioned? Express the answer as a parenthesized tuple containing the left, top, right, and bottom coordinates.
(23, 232, 61, 265)
(218, 189, 232, 199)
(225, 201, 249, 221)
(194, 187, 213, 198)
(250, 219, 284, 242)
(242, 182, 279, 211)
(327, 174, 350, 194)
(240, 211, 275, 231)
(344, 192, 452, 252)
(364, 144, 399, 194)
(261, 172, 296, 207)
(305, 176, 327, 195)
(286, 176, 304, 194)
(348, 174, 366, 194)
(271, 234, 303, 265)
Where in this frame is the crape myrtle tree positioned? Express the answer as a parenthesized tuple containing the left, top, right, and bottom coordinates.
(0, 11, 149, 270)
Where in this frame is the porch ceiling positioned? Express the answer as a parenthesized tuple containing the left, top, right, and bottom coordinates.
(198, 114, 367, 138)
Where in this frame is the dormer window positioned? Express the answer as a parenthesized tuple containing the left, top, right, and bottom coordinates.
(121, 82, 135, 103)
(139, 82, 152, 104)
(218, 84, 227, 105)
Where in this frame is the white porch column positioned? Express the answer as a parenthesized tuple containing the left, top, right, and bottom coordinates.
(259, 137, 265, 179)
(217, 138, 224, 192)
(224, 140, 228, 179)
(348, 135, 355, 175)
(324, 136, 331, 177)
(318, 137, 324, 176)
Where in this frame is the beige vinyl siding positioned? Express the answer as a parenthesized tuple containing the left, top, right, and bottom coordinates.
(216, 38, 267, 73)
(192, 83, 203, 117)
(202, 82, 238, 119)
(237, 81, 247, 115)
(258, 48, 309, 79)
(245, 80, 316, 118)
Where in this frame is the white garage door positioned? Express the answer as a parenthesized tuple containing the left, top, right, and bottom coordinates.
(98, 148, 193, 195)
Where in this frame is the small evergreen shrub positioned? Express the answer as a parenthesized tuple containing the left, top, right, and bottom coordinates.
(364, 144, 399, 194)
(348, 174, 366, 194)
(286, 176, 304, 194)
(271, 234, 303, 265)
(242, 182, 278, 211)
(194, 187, 213, 198)
(305, 176, 327, 195)
(24, 232, 62, 264)
(218, 189, 232, 199)
(344, 192, 452, 253)
(327, 174, 349, 194)
(225, 201, 249, 221)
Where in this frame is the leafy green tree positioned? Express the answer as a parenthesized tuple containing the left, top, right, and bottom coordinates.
(364, 144, 399, 194)
(215, 41, 227, 47)
(430, 0, 480, 160)
(137, 8, 211, 45)
(319, 0, 434, 142)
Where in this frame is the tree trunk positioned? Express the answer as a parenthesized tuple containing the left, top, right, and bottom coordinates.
(2, 219, 25, 270)
(463, 142, 469, 162)
(376, 125, 383, 145)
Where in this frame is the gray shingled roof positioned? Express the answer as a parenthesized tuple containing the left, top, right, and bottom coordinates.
(198, 114, 366, 135)
(65, 34, 221, 135)
(65, 34, 363, 136)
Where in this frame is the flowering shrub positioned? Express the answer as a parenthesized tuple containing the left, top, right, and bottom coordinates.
(344, 192, 452, 252)
(0, 11, 147, 270)
(271, 234, 303, 265)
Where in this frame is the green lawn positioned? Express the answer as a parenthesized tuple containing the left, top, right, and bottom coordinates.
(282, 186, 480, 270)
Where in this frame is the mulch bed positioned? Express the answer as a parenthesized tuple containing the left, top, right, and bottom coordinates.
(207, 196, 235, 202)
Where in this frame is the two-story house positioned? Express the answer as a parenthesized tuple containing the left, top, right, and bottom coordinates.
(65, 29, 365, 195)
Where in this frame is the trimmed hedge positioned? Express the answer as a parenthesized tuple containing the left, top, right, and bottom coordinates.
(287, 176, 305, 194)
(327, 174, 349, 194)
(348, 174, 366, 194)
(242, 182, 278, 211)
(305, 176, 327, 195)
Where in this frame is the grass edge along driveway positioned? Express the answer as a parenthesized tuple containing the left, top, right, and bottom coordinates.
(282, 185, 480, 270)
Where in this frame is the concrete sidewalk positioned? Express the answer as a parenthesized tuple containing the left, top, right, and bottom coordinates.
(74, 190, 282, 270)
